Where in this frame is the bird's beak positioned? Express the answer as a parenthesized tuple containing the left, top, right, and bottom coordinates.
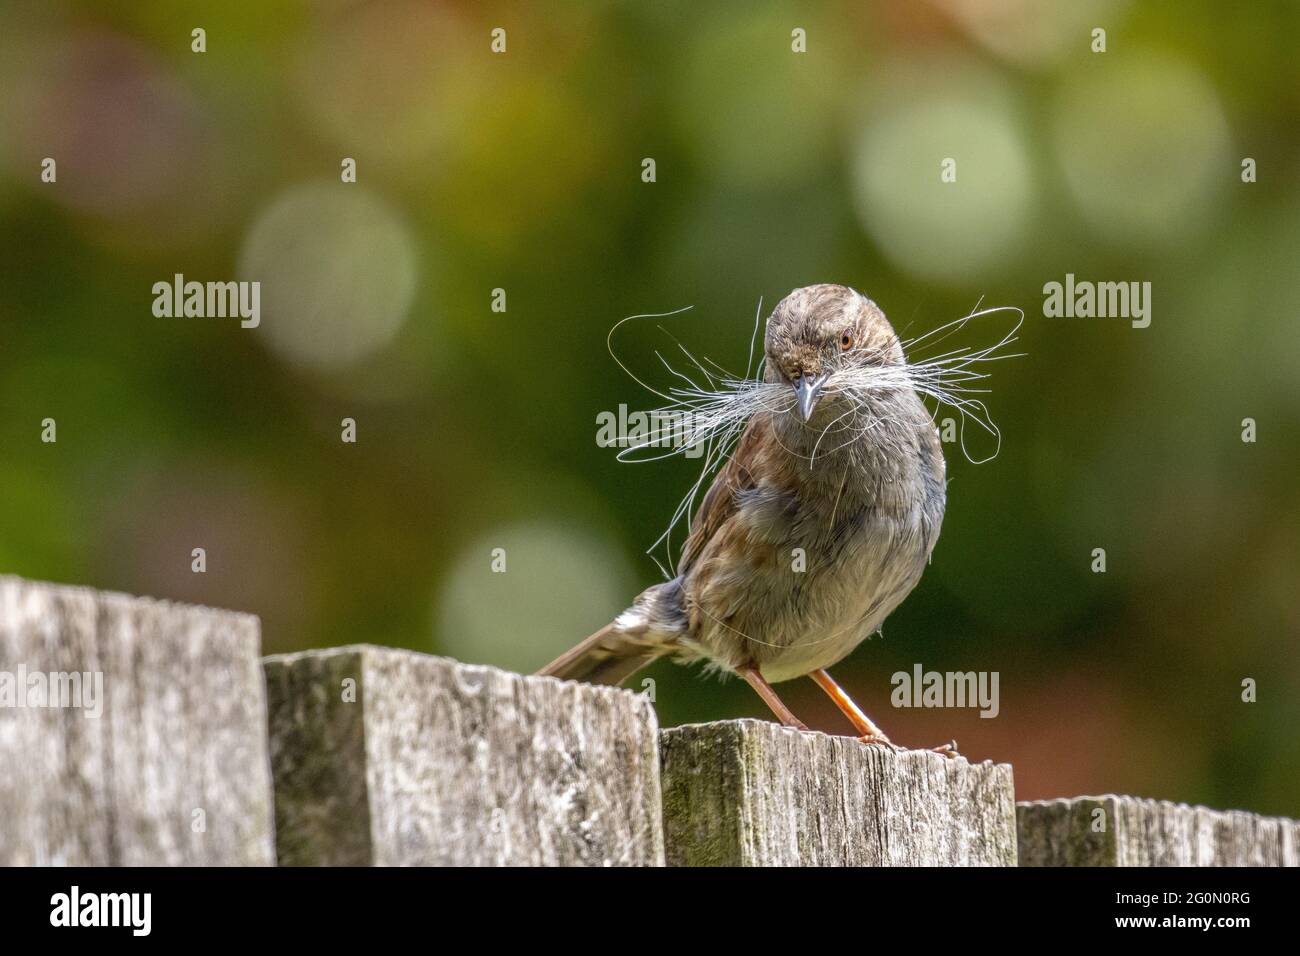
(793, 373, 827, 422)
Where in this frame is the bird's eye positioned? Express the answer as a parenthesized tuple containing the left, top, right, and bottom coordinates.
(840, 331, 854, 351)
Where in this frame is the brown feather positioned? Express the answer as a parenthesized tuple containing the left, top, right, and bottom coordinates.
(537, 623, 663, 686)
(678, 415, 767, 574)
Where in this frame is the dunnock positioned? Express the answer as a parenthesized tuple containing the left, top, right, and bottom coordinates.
(540, 284, 948, 750)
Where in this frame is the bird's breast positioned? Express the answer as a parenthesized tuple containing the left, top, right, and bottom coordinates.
(680, 417, 945, 682)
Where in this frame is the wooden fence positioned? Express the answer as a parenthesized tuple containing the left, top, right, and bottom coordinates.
(1, 576, 1295, 866)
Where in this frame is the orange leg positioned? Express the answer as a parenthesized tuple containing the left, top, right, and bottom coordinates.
(809, 668, 892, 743)
(810, 668, 959, 757)
(738, 665, 809, 732)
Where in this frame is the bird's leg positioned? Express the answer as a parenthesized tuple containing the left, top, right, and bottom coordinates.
(810, 668, 959, 758)
(737, 665, 809, 732)
(808, 668, 895, 746)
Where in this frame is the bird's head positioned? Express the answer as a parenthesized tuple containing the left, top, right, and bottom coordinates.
(763, 284, 904, 422)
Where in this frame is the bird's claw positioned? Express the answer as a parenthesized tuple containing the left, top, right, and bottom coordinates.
(857, 733, 902, 753)
(857, 734, 960, 759)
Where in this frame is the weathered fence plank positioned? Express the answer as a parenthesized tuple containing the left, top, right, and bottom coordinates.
(264, 646, 664, 866)
(660, 719, 1017, 866)
(14, 569, 1298, 872)
(0, 575, 275, 865)
(1017, 795, 1300, 866)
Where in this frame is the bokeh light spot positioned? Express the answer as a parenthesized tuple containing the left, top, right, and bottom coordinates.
(1052, 53, 1230, 246)
(291, 0, 466, 161)
(435, 521, 636, 675)
(238, 182, 418, 371)
(849, 62, 1033, 283)
(934, 0, 1129, 69)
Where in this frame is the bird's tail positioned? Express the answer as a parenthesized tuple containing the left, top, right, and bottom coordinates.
(536, 622, 664, 686)
(537, 580, 686, 686)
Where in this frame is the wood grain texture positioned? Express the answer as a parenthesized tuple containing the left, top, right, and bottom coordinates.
(660, 719, 1016, 866)
(1017, 795, 1300, 866)
(0, 575, 274, 865)
(264, 646, 665, 866)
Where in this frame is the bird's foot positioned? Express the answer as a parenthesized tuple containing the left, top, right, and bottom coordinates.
(857, 734, 961, 759)
(856, 733, 902, 753)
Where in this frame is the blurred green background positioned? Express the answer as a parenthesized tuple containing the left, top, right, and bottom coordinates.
(1, 0, 1297, 813)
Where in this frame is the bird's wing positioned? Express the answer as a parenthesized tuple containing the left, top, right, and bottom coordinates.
(677, 415, 770, 575)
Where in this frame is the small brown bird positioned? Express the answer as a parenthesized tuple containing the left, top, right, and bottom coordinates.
(540, 284, 949, 750)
